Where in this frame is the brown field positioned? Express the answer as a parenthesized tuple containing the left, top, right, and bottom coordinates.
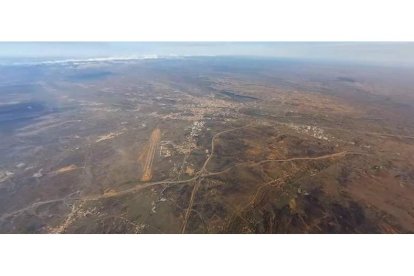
(53, 164, 78, 175)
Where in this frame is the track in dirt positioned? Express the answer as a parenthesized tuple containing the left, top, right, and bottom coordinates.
(140, 128, 161, 181)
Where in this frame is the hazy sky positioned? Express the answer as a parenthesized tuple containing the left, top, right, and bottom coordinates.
(0, 42, 413, 66)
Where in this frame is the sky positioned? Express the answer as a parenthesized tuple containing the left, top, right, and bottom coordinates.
(0, 42, 413, 66)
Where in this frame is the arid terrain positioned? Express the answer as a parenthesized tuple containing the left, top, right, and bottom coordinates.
(1, 57, 414, 233)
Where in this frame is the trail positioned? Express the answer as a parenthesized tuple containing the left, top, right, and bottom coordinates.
(84, 177, 198, 201)
(1, 149, 354, 229)
(49, 201, 84, 234)
(271, 120, 414, 140)
(179, 124, 252, 233)
(0, 191, 80, 222)
(201, 124, 252, 173)
(181, 177, 202, 233)
(321, 125, 414, 140)
(206, 151, 359, 176)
